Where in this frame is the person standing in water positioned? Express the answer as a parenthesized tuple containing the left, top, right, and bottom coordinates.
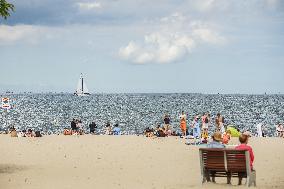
(179, 111, 187, 137)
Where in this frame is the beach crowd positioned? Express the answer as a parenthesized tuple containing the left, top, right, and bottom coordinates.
(144, 112, 284, 142)
(4, 111, 284, 139)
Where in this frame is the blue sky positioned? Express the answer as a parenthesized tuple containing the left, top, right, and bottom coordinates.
(0, 0, 284, 93)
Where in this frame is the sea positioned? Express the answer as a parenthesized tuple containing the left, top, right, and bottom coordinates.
(0, 93, 283, 136)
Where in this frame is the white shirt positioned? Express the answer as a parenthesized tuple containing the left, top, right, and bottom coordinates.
(256, 123, 263, 137)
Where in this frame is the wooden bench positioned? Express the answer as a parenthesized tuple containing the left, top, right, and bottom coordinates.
(199, 148, 256, 187)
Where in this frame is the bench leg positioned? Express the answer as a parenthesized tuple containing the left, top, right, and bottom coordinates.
(202, 176, 206, 183)
(201, 171, 205, 184)
(211, 171, 216, 183)
(248, 170, 256, 187)
(201, 169, 206, 184)
(227, 172, 232, 184)
(246, 176, 250, 187)
(203, 170, 211, 183)
(238, 172, 245, 185)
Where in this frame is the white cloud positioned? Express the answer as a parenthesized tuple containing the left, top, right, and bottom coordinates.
(191, 0, 281, 13)
(192, 28, 226, 44)
(196, 0, 216, 12)
(118, 41, 140, 59)
(119, 32, 196, 64)
(0, 25, 43, 44)
(0, 25, 65, 45)
(77, 2, 102, 11)
(118, 13, 225, 64)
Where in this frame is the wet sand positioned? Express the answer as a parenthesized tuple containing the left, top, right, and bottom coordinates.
(0, 135, 283, 189)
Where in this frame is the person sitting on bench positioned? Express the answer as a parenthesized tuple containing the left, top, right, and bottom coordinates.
(207, 132, 225, 148)
(206, 132, 228, 183)
(235, 133, 255, 185)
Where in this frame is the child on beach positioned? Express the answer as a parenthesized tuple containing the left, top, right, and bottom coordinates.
(201, 128, 208, 144)
(222, 130, 231, 144)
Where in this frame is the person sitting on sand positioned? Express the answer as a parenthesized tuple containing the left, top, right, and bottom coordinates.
(10, 127, 18, 137)
(280, 124, 284, 137)
(222, 130, 231, 144)
(157, 128, 166, 137)
(105, 122, 112, 135)
(201, 130, 208, 144)
(171, 130, 178, 136)
(35, 131, 42, 137)
(113, 124, 121, 135)
(26, 129, 35, 137)
(155, 125, 166, 137)
(63, 128, 72, 135)
(19, 130, 26, 137)
(154, 125, 160, 136)
(276, 123, 284, 137)
(89, 121, 97, 134)
(235, 133, 255, 185)
(165, 127, 172, 136)
(144, 127, 154, 137)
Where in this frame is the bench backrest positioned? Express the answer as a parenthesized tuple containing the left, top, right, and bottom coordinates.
(199, 148, 250, 173)
(226, 150, 247, 172)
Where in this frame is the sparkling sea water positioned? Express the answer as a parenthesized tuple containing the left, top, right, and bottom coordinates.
(1, 93, 283, 136)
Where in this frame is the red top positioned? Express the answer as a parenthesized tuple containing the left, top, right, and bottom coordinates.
(235, 144, 254, 169)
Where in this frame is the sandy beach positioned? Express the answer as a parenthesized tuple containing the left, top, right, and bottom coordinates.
(0, 135, 283, 189)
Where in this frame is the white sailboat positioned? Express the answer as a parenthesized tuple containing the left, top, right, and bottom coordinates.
(74, 73, 90, 96)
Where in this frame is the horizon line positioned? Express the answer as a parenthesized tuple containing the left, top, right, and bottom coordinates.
(1, 92, 284, 95)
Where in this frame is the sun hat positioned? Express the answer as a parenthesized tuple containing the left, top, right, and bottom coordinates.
(212, 132, 222, 141)
(243, 131, 252, 137)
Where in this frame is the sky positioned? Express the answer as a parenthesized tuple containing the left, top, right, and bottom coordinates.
(0, 0, 284, 94)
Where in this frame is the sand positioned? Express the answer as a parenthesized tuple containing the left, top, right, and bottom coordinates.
(0, 135, 283, 189)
